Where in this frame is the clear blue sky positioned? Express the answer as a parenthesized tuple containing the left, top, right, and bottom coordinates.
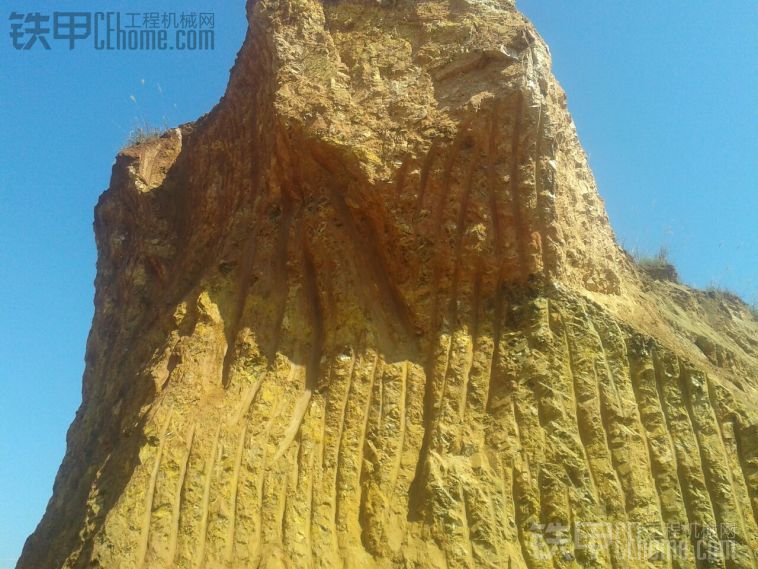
(0, 1, 755, 566)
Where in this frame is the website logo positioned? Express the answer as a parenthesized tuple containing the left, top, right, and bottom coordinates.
(9, 11, 215, 51)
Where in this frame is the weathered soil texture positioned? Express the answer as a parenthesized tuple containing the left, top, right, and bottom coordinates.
(18, 1, 757, 568)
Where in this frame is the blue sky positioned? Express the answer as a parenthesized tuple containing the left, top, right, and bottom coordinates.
(0, 1, 755, 566)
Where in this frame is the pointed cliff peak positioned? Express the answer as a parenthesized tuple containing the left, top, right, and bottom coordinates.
(223, 0, 633, 296)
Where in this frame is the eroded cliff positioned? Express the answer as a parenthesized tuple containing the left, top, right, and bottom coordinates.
(18, 1, 757, 568)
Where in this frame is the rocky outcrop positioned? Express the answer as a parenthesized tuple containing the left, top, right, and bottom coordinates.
(18, 1, 757, 568)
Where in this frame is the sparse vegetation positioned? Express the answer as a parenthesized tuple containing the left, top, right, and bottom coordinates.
(633, 245, 670, 268)
(624, 246, 755, 314)
(701, 283, 758, 320)
(629, 246, 679, 283)
(124, 82, 172, 147)
(125, 120, 164, 146)
(704, 283, 741, 299)
(705, 283, 753, 306)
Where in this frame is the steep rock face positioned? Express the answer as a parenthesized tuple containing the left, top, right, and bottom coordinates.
(18, 1, 757, 568)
